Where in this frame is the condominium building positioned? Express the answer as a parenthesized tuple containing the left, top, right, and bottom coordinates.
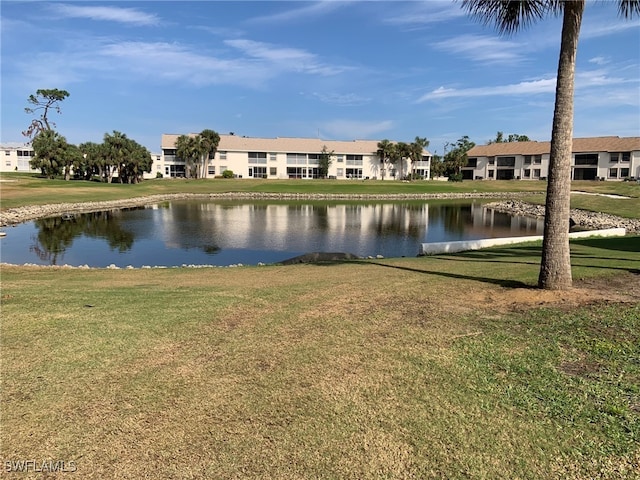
(464, 136, 640, 181)
(160, 134, 432, 180)
(0, 143, 36, 172)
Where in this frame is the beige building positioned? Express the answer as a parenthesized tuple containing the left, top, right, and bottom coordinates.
(1, 143, 36, 172)
(160, 134, 431, 180)
(464, 136, 640, 181)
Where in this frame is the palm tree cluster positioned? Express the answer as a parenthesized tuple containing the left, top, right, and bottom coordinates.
(174, 129, 221, 179)
(377, 136, 430, 180)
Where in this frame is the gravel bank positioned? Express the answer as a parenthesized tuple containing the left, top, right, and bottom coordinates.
(485, 200, 640, 234)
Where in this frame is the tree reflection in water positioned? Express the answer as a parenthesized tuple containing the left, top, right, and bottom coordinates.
(30, 211, 136, 264)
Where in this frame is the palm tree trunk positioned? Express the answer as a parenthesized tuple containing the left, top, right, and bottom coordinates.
(538, 0, 584, 290)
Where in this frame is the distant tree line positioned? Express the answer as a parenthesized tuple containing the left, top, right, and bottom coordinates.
(23, 89, 158, 183)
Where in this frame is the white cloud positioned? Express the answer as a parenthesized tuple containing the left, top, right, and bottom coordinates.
(50, 4, 160, 26)
(588, 56, 610, 66)
(246, 1, 349, 24)
(384, 2, 467, 29)
(418, 69, 635, 102)
(433, 34, 524, 64)
(310, 92, 371, 106)
(225, 39, 349, 76)
(581, 19, 640, 40)
(418, 77, 557, 102)
(320, 120, 393, 139)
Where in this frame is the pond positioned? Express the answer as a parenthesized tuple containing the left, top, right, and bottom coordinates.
(0, 199, 544, 267)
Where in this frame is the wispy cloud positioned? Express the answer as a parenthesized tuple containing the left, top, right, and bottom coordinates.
(225, 39, 349, 76)
(309, 92, 371, 106)
(246, 1, 349, 24)
(50, 4, 160, 26)
(418, 69, 635, 102)
(588, 56, 610, 66)
(433, 34, 524, 64)
(383, 2, 467, 29)
(581, 19, 640, 39)
(320, 119, 393, 139)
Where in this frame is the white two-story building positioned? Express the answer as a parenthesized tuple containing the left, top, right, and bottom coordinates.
(159, 134, 431, 180)
(464, 136, 640, 181)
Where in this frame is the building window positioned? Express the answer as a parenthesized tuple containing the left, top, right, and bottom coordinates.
(286, 153, 307, 165)
(488, 170, 494, 178)
(219, 151, 227, 160)
(574, 153, 598, 165)
(249, 166, 267, 178)
(523, 169, 531, 178)
(496, 156, 516, 167)
(346, 155, 363, 166)
(270, 153, 277, 162)
(336, 168, 344, 177)
(248, 152, 267, 164)
(488, 158, 495, 166)
(466, 158, 477, 168)
(609, 168, 618, 178)
(307, 153, 320, 165)
(621, 168, 629, 178)
(17, 150, 34, 157)
(533, 169, 541, 178)
(269, 167, 277, 176)
(336, 155, 344, 163)
(621, 152, 631, 162)
(533, 155, 542, 164)
(163, 149, 176, 162)
(5, 159, 11, 166)
(208, 166, 215, 175)
(524, 155, 532, 164)
(5, 150, 10, 156)
(346, 168, 362, 179)
(165, 167, 169, 175)
(610, 153, 619, 163)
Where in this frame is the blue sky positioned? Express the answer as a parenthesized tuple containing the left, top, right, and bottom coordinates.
(2, 1, 639, 155)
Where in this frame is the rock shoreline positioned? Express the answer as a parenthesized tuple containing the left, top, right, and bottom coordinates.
(485, 200, 640, 234)
(0, 191, 540, 227)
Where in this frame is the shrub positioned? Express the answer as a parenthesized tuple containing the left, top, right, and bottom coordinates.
(448, 173, 464, 182)
(156, 172, 163, 179)
(222, 170, 234, 178)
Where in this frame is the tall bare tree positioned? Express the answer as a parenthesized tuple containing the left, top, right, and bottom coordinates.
(462, 0, 639, 290)
(23, 89, 70, 140)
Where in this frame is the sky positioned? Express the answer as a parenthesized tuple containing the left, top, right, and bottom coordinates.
(1, 1, 639, 155)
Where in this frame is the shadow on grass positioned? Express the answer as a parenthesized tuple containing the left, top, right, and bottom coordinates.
(365, 261, 532, 288)
(571, 236, 640, 252)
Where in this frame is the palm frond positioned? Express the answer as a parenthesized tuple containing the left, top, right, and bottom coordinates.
(461, 0, 560, 35)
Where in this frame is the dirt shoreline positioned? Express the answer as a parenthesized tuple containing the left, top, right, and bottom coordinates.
(1, 192, 638, 233)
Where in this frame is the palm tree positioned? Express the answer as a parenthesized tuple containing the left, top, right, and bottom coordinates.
(409, 136, 430, 180)
(175, 134, 198, 178)
(462, 0, 639, 290)
(198, 129, 221, 178)
(377, 139, 394, 180)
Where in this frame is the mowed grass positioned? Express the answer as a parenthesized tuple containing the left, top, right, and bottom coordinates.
(2, 236, 639, 479)
(2, 173, 639, 219)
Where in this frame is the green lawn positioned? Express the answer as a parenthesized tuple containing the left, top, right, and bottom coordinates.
(1, 236, 639, 479)
(1, 177, 639, 478)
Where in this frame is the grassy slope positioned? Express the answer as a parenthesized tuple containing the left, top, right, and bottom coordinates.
(1, 237, 639, 479)
(1, 177, 639, 478)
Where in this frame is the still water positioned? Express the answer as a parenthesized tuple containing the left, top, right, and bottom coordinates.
(0, 200, 544, 267)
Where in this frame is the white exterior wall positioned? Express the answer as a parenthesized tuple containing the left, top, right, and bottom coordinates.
(0, 145, 38, 173)
(159, 139, 430, 181)
(466, 150, 639, 181)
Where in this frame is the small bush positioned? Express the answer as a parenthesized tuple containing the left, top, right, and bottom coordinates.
(222, 170, 234, 179)
(448, 173, 464, 182)
(156, 172, 163, 179)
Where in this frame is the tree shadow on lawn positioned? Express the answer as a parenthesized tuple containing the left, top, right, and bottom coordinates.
(570, 236, 640, 253)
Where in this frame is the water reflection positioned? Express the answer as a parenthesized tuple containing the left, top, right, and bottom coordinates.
(4, 200, 545, 267)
